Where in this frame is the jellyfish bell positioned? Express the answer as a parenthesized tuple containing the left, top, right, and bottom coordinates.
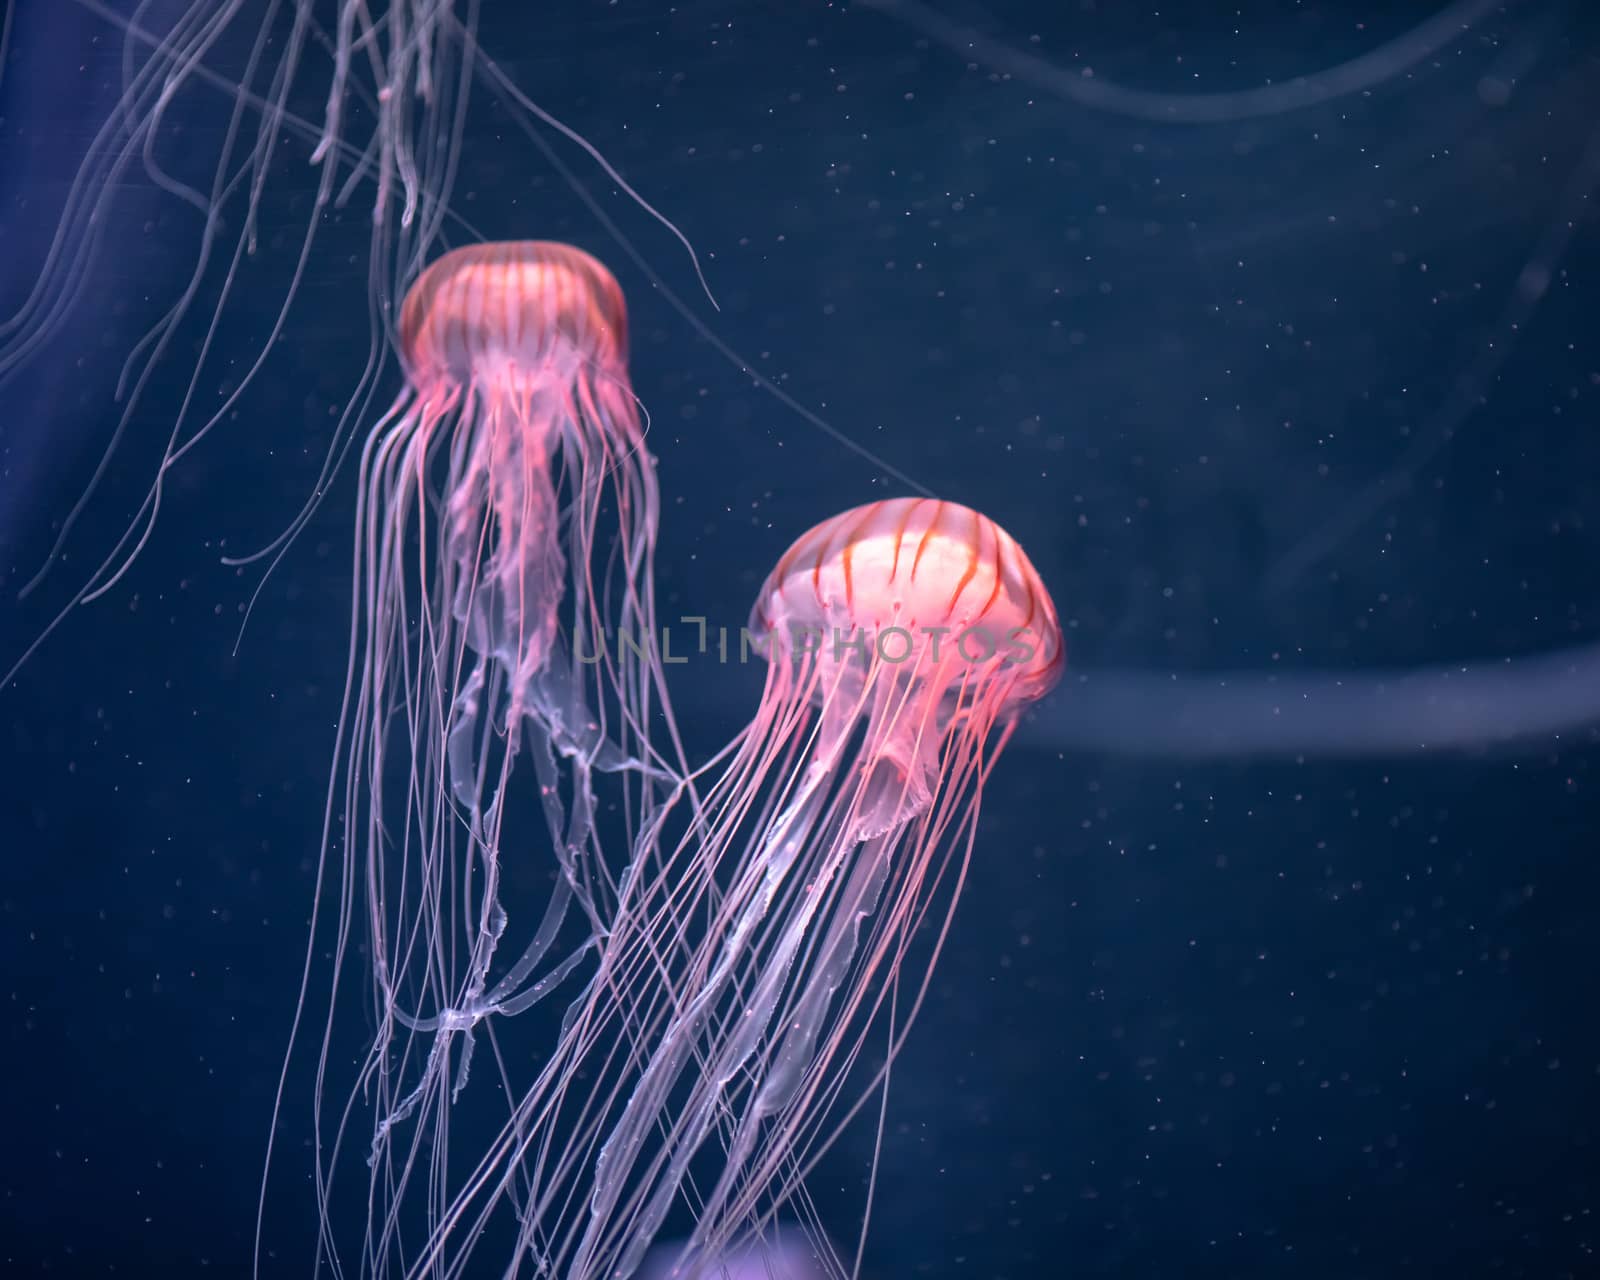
(412, 498, 1060, 1279)
(399, 240, 631, 397)
(749, 498, 1063, 837)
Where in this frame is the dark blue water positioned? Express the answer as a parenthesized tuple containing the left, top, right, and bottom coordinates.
(3, 2, 1598, 1276)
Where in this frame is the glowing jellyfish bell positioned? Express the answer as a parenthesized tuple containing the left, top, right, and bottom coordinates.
(749, 496, 1064, 830)
(294, 240, 688, 1268)
(413, 498, 1061, 1279)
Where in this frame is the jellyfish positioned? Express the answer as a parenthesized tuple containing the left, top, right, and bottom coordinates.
(397, 497, 1061, 1279)
(288, 240, 692, 1273)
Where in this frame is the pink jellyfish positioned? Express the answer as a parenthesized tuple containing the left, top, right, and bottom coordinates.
(412, 497, 1062, 1279)
(285, 241, 690, 1272)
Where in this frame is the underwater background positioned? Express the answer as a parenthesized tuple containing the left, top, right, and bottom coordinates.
(3, 1, 1599, 1275)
